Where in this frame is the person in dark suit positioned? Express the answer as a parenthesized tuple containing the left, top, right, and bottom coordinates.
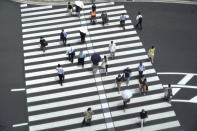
(60, 29, 67, 46)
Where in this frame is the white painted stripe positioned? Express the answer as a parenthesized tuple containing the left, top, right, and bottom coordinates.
(24, 38, 135, 57)
(22, 21, 81, 33)
(66, 123, 107, 131)
(12, 122, 28, 127)
(20, 4, 27, 8)
(22, 10, 126, 32)
(26, 75, 158, 103)
(11, 88, 26, 92)
(22, 15, 130, 38)
(178, 74, 194, 85)
(114, 111, 176, 127)
(26, 56, 149, 94)
(28, 94, 99, 112)
(21, 2, 114, 22)
(21, 6, 52, 12)
(22, 22, 131, 44)
(111, 102, 171, 117)
(29, 104, 102, 121)
(163, 84, 197, 89)
(24, 46, 143, 64)
(125, 121, 180, 131)
(21, 8, 67, 17)
(22, 17, 78, 28)
(25, 57, 150, 78)
(21, 12, 77, 22)
(108, 93, 164, 107)
(29, 114, 105, 131)
(157, 72, 197, 76)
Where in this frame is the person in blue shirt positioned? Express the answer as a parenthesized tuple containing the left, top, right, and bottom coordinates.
(60, 29, 67, 46)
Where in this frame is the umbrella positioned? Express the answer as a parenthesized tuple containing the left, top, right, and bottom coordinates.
(91, 53, 101, 65)
(122, 90, 133, 100)
(80, 27, 88, 34)
(75, 1, 84, 8)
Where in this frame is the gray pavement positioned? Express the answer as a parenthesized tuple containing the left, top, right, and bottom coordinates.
(0, 0, 197, 131)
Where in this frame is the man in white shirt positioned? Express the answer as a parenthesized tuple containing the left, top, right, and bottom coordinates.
(136, 12, 143, 30)
(109, 41, 116, 59)
(56, 64, 64, 86)
(66, 44, 75, 62)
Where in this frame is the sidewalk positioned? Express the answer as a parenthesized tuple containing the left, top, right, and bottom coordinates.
(11, 0, 197, 6)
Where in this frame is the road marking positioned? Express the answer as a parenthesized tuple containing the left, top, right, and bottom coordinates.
(21, 6, 52, 12)
(20, 4, 27, 8)
(178, 74, 194, 85)
(163, 84, 197, 89)
(172, 96, 197, 104)
(12, 122, 28, 127)
(11, 88, 26, 92)
(157, 72, 197, 76)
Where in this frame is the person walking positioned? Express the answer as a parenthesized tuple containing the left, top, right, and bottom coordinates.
(139, 75, 148, 95)
(56, 64, 64, 86)
(78, 50, 86, 68)
(66, 44, 75, 63)
(164, 84, 173, 102)
(138, 61, 145, 77)
(39, 37, 48, 52)
(122, 98, 130, 112)
(101, 11, 109, 26)
(92, 3, 96, 12)
(60, 29, 67, 46)
(120, 13, 126, 29)
(109, 41, 116, 59)
(123, 67, 132, 86)
(81, 108, 94, 126)
(80, 31, 86, 43)
(100, 55, 108, 75)
(67, 2, 73, 16)
(148, 46, 155, 63)
(115, 74, 122, 94)
(138, 109, 148, 128)
(135, 12, 143, 30)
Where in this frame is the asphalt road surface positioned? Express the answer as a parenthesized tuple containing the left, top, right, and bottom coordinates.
(0, 0, 196, 131)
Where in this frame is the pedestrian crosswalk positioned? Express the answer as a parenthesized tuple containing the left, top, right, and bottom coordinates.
(20, 2, 181, 131)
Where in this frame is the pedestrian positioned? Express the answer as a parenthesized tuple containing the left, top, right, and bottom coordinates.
(164, 84, 173, 102)
(123, 67, 132, 86)
(148, 46, 155, 63)
(81, 108, 94, 126)
(120, 13, 126, 29)
(135, 12, 143, 30)
(109, 41, 116, 59)
(138, 109, 148, 128)
(92, 3, 96, 12)
(56, 64, 64, 86)
(78, 50, 86, 68)
(101, 11, 109, 26)
(66, 44, 75, 63)
(139, 75, 148, 95)
(67, 2, 73, 15)
(80, 31, 86, 43)
(123, 98, 130, 112)
(115, 74, 122, 94)
(138, 61, 145, 77)
(39, 37, 48, 52)
(60, 29, 67, 46)
(75, 5, 81, 17)
(100, 55, 108, 75)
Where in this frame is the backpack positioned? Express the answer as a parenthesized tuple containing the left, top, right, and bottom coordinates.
(138, 17, 142, 23)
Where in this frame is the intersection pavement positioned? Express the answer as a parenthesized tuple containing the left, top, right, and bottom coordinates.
(19, 2, 181, 131)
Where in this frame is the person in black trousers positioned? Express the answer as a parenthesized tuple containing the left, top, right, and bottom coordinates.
(92, 3, 96, 12)
(135, 12, 143, 30)
(60, 29, 67, 46)
(56, 64, 64, 86)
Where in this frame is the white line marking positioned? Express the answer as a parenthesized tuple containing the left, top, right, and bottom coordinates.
(163, 84, 197, 89)
(178, 74, 194, 85)
(21, 6, 52, 12)
(20, 4, 27, 8)
(157, 72, 197, 76)
(172, 96, 197, 104)
(12, 122, 28, 127)
(125, 121, 180, 131)
(11, 88, 26, 92)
